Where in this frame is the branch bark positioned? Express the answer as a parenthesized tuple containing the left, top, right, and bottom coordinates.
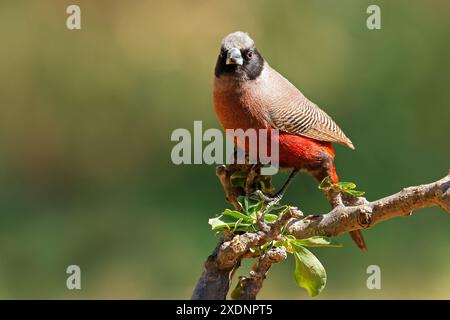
(235, 247, 287, 300)
(192, 170, 450, 300)
(191, 235, 235, 300)
(191, 207, 302, 300)
(287, 173, 450, 239)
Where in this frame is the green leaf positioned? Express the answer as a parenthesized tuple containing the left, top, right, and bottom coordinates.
(293, 245, 327, 297)
(318, 177, 332, 191)
(344, 189, 365, 197)
(236, 196, 265, 220)
(273, 240, 288, 248)
(336, 181, 366, 197)
(208, 216, 230, 230)
(319, 178, 366, 198)
(249, 240, 276, 255)
(237, 196, 247, 211)
(337, 181, 356, 190)
(237, 196, 263, 215)
(223, 209, 254, 222)
(208, 214, 254, 232)
(260, 240, 275, 251)
(244, 197, 250, 212)
(265, 204, 289, 215)
(263, 213, 278, 223)
(291, 236, 343, 248)
(247, 200, 263, 216)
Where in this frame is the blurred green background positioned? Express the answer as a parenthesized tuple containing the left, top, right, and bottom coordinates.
(0, 0, 449, 299)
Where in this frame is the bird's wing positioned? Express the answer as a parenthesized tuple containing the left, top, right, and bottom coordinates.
(267, 69, 354, 149)
(269, 98, 354, 149)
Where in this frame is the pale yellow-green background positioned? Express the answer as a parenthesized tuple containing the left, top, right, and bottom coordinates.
(0, 0, 449, 299)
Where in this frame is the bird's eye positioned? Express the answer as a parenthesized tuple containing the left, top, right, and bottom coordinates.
(246, 51, 253, 60)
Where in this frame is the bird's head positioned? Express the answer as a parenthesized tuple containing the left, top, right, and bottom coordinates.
(215, 31, 264, 80)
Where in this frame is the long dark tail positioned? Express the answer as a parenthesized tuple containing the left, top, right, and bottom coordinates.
(350, 230, 367, 251)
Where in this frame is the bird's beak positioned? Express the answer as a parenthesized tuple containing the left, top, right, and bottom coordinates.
(226, 48, 243, 65)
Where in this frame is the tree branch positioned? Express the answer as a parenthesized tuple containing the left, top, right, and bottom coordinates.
(191, 235, 234, 300)
(235, 247, 287, 300)
(191, 207, 301, 299)
(192, 170, 450, 300)
(287, 173, 450, 239)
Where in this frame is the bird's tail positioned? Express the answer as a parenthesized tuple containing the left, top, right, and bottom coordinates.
(350, 230, 367, 251)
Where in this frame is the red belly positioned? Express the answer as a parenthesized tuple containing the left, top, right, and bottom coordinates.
(278, 132, 335, 169)
(227, 127, 335, 169)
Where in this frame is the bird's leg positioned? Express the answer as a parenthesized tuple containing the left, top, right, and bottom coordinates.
(255, 168, 300, 204)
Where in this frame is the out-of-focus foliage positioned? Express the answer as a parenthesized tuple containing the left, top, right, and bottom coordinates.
(0, 0, 449, 299)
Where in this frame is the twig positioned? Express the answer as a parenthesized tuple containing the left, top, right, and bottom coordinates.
(236, 247, 287, 300)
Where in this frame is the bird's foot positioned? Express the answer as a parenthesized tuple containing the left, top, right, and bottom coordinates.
(252, 168, 300, 206)
(253, 189, 284, 206)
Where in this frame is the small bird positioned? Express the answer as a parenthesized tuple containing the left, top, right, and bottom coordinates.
(213, 31, 366, 251)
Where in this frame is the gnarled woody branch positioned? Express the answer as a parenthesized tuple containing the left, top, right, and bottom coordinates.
(191, 205, 302, 300)
(236, 247, 287, 300)
(287, 173, 450, 239)
(192, 171, 450, 300)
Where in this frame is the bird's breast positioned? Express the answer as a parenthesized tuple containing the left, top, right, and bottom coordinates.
(213, 76, 270, 131)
